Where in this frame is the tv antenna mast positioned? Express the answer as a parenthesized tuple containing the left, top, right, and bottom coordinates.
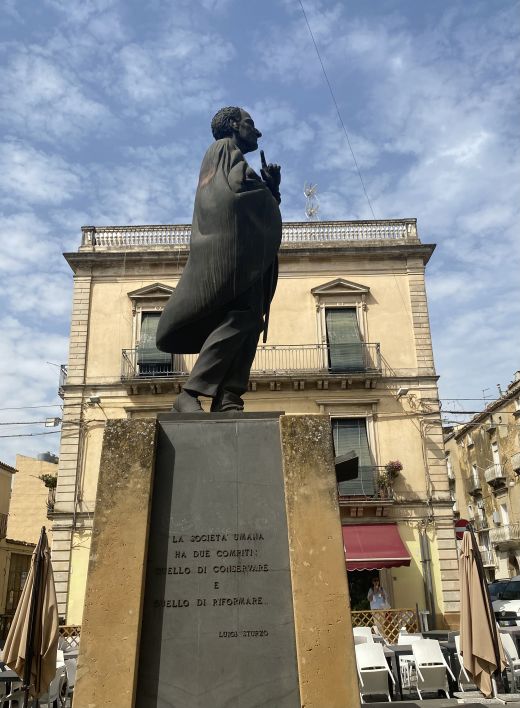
(304, 183, 319, 221)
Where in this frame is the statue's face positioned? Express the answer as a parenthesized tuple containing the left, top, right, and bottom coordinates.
(232, 110, 262, 154)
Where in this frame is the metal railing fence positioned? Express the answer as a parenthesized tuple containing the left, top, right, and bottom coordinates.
(121, 342, 381, 380)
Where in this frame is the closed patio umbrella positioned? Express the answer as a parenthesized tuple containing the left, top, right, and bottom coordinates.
(2, 527, 59, 706)
(459, 528, 506, 698)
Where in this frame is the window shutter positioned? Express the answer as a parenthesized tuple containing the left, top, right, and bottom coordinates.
(332, 418, 375, 496)
(137, 313, 171, 365)
(325, 309, 364, 372)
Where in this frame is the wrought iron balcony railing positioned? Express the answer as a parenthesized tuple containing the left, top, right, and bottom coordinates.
(121, 342, 382, 381)
(338, 466, 393, 502)
(58, 364, 67, 398)
(479, 548, 496, 567)
(82, 219, 419, 249)
(489, 523, 520, 546)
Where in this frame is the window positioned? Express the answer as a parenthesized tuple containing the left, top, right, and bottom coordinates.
(6, 553, 31, 613)
(137, 312, 172, 376)
(500, 503, 510, 526)
(325, 308, 364, 372)
(332, 418, 375, 496)
(491, 441, 500, 467)
(446, 453, 454, 480)
(472, 464, 479, 486)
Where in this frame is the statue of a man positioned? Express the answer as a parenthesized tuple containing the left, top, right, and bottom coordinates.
(156, 107, 282, 413)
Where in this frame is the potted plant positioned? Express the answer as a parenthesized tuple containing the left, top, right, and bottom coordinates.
(378, 461, 403, 499)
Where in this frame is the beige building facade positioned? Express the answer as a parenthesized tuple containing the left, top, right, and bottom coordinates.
(445, 372, 520, 580)
(0, 460, 36, 638)
(53, 219, 459, 627)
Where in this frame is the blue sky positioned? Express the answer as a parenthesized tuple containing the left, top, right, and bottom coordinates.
(0, 0, 519, 464)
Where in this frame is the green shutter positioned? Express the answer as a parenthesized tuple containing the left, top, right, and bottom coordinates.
(137, 313, 171, 365)
(332, 418, 375, 496)
(325, 308, 364, 372)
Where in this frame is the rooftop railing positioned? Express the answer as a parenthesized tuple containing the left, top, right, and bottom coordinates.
(81, 219, 419, 249)
(121, 342, 382, 381)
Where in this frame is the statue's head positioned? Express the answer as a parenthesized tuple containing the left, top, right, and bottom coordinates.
(211, 106, 262, 154)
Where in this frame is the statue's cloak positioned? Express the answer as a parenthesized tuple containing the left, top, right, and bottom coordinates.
(156, 138, 282, 354)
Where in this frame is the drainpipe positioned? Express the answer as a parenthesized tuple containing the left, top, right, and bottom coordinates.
(419, 529, 436, 629)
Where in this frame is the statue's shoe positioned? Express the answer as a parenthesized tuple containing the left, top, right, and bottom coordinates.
(172, 391, 204, 413)
(210, 392, 244, 413)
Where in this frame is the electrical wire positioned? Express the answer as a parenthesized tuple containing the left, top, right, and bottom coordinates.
(0, 431, 60, 438)
(298, 0, 376, 219)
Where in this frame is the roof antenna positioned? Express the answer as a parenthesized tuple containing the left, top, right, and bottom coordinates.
(304, 183, 319, 221)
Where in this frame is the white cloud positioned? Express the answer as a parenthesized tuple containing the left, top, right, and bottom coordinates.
(0, 316, 67, 465)
(0, 140, 82, 205)
(0, 213, 59, 273)
(0, 50, 114, 144)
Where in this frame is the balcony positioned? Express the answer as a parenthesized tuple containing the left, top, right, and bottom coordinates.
(473, 517, 487, 532)
(468, 476, 482, 496)
(58, 364, 67, 398)
(121, 342, 382, 393)
(479, 548, 496, 567)
(338, 466, 393, 504)
(489, 523, 520, 547)
(484, 463, 506, 488)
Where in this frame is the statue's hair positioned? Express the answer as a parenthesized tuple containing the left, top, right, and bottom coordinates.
(211, 106, 242, 140)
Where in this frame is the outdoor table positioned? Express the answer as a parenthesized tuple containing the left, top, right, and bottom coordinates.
(385, 644, 413, 700)
(0, 668, 21, 695)
(423, 629, 450, 641)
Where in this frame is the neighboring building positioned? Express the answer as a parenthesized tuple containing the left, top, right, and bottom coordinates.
(445, 372, 520, 580)
(7, 453, 58, 544)
(52, 219, 458, 627)
(0, 460, 35, 639)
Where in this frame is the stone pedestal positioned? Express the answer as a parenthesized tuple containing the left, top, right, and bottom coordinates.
(74, 414, 359, 708)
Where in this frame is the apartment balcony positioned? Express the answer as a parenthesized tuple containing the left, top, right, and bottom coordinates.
(121, 342, 383, 394)
(479, 548, 496, 567)
(58, 364, 67, 399)
(489, 523, 520, 548)
(473, 517, 487, 532)
(468, 477, 482, 496)
(484, 463, 506, 488)
(338, 466, 394, 506)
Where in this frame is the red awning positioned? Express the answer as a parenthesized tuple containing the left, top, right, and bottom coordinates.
(342, 523, 411, 571)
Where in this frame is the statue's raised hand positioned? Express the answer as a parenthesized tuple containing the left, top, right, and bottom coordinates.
(260, 150, 281, 199)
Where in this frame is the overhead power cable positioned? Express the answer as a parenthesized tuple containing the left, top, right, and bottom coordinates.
(298, 0, 376, 219)
(0, 431, 60, 439)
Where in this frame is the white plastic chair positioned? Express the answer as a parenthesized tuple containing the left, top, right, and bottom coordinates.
(63, 658, 77, 703)
(38, 666, 66, 707)
(412, 638, 455, 699)
(353, 627, 375, 643)
(454, 633, 475, 691)
(500, 632, 520, 690)
(355, 641, 395, 702)
(354, 635, 368, 645)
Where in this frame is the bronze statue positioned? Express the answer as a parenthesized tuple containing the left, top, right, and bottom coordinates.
(156, 107, 282, 412)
